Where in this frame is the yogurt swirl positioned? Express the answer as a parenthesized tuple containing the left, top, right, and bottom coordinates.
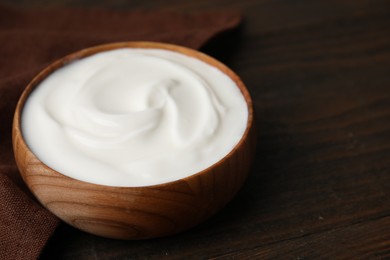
(22, 48, 248, 187)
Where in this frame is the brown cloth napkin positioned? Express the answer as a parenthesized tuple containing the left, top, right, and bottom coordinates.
(0, 5, 241, 260)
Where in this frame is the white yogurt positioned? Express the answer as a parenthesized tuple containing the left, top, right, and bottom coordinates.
(22, 48, 248, 187)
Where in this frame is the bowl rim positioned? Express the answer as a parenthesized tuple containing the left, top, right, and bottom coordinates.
(13, 41, 254, 190)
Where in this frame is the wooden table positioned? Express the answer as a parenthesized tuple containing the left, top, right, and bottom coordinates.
(4, 0, 390, 259)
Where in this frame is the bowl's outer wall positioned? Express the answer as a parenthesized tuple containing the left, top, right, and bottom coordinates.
(12, 42, 256, 239)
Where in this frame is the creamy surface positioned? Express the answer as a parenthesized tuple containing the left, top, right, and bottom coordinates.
(22, 48, 248, 187)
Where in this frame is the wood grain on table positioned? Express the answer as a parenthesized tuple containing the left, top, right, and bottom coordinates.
(2, 0, 390, 259)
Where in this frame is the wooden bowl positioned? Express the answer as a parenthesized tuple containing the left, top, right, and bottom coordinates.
(12, 42, 256, 239)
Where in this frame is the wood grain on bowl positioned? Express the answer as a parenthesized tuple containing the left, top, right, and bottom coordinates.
(12, 42, 256, 239)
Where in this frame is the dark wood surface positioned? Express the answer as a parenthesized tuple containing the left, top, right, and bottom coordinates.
(3, 0, 390, 259)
